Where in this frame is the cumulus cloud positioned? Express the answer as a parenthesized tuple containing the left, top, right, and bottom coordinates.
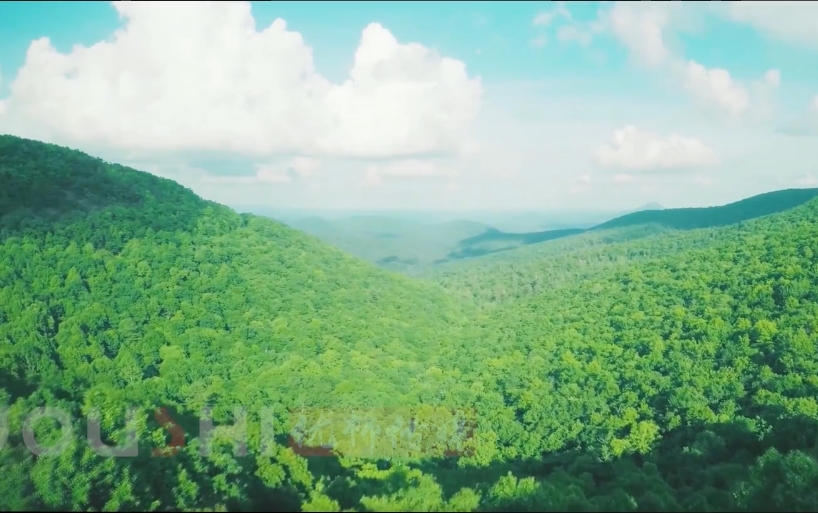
(556, 25, 593, 46)
(599, 3, 777, 120)
(289, 157, 321, 178)
(764, 69, 781, 88)
(532, 4, 570, 27)
(199, 156, 319, 185)
(596, 125, 719, 172)
(725, 1, 818, 48)
(681, 61, 751, 117)
(0, 1, 481, 160)
(534, 2, 600, 49)
(606, 2, 675, 68)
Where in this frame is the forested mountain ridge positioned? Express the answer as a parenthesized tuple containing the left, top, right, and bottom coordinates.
(428, 188, 818, 305)
(0, 135, 213, 247)
(431, 188, 818, 264)
(2, 134, 818, 512)
(466, 196, 818, 510)
(0, 135, 489, 511)
(592, 187, 818, 231)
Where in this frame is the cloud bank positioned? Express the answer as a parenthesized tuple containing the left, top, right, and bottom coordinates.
(0, 1, 482, 160)
(596, 125, 719, 172)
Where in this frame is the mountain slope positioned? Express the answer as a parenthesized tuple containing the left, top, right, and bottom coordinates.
(593, 188, 818, 231)
(0, 135, 485, 511)
(427, 187, 818, 276)
(3, 135, 818, 512)
(469, 197, 818, 510)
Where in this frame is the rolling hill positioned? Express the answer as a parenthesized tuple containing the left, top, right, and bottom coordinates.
(3, 134, 818, 512)
(432, 188, 818, 264)
(592, 188, 818, 231)
(0, 135, 486, 511)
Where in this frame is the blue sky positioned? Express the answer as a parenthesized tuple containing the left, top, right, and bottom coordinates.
(1, 1, 817, 211)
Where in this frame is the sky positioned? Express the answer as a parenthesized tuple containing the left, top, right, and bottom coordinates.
(1, 1, 818, 212)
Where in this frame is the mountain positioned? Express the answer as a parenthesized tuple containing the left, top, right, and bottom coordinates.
(634, 201, 665, 211)
(3, 134, 818, 512)
(273, 203, 674, 271)
(435, 195, 818, 511)
(435, 188, 818, 264)
(593, 188, 818, 231)
(0, 135, 483, 511)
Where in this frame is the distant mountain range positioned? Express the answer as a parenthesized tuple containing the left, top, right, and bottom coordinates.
(635, 202, 665, 211)
(242, 191, 818, 271)
(439, 189, 818, 263)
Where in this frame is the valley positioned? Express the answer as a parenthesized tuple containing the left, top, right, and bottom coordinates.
(2, 135, 818, 511)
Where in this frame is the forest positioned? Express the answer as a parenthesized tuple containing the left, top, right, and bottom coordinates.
(2, 134, 818, 511)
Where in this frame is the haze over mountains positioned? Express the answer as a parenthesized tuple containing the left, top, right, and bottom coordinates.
(238, 192, 818, 273)
(3, 134, 818, 512)
(236, 202, 670, 272)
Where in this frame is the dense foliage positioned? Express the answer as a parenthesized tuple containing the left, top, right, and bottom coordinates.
(2, 134, 818, 512)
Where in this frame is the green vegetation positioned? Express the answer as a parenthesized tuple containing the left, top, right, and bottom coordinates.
(431, 190, 818, 265)
(3, 134, 818, 512)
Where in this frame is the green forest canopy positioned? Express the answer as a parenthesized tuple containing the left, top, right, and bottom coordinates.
(2, 134, 818, 512)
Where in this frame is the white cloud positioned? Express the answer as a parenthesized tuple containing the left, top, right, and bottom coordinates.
(606, 2, 675, 68)
(556, 25, 593, 46)
(532, 4, 570, 27)
(534, 2, 600, 49)
(680, 61, 751, 117)
(596, 125, 719, 172)
(530, 35, 547, 49)
(290, 157, 321, 178)
(256, 165, 295, 184)
(569, 173, 592, 193)
(764, 69, 781, 88)
(0, 1, 481, 160)
(198, 156, 318, 185)
(725, 1, 818, 48)
(600, 3, 775, 120)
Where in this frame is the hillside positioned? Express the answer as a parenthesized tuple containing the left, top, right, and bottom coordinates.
(0, 135, 488, 511)
(430, 188, 818, 267)
(459, 196, 818, 511)
(3, 135, 818, 512)
(593, 188, 818, 231)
